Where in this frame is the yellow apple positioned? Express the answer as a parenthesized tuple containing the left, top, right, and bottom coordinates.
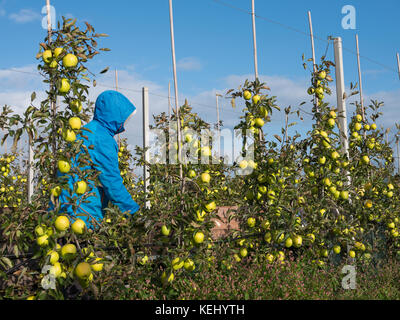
(252, 95, 260, 104)
(63, 53, 78, 68)
(54, 47, 64, 58)
(193, 231, 204, 244)
(71, 219, 86, 235)
(63, 129, 76, 142)
(42, 50, 52, 63)
(58, 160, 71, 173)
(69, 117, 82, 130)
(243, 90, 251, 100)
(55, 215, 70, 232)
(201, 172, 211, 183)
(247, 217, 256, 228)
(59, 78, 71, 94)
(51, 186, 62, 197)
(318, 70, 326, 79)
(205, 201, 216, 212)
(74, 262, 92, 279)
(70, 100, 82, 113)
(161, 225, 170, 236)
(75, 181, 87, 194)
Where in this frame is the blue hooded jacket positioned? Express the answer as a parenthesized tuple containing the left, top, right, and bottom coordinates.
(57, 90, 140, 228)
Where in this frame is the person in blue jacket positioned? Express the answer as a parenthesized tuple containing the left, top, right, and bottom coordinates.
(56, 90, 140, 229)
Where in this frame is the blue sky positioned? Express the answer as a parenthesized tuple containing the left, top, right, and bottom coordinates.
(0, 0, 399, 158)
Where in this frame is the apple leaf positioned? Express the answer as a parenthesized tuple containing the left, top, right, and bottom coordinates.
(100, 67, 109, 74)
(274, 135, 282, 142)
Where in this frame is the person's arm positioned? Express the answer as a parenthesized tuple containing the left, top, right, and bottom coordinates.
(93, 143, 139, 215)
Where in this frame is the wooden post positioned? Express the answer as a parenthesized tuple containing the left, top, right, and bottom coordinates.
(355, 35, 365, 121)
(168, 0, 183, 179)
(142, 87, 150, 209)
(308, 11, 319, 112)
(251, 0, 259, 80)
(397, 53, 400, 80)
(46, 0, 52, 39)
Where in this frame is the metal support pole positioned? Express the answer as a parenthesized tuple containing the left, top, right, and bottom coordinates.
(251, 0, 258, 80)
(169, 0, 183, 178)
(142, 87, 150, 209)
(333, 37, 350, 169)
(28, 136, 34, 203)
(216, 93, 222, 158)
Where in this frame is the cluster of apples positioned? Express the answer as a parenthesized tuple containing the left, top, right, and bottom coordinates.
(0, 155, 26, 208)
(54, 120, 87, 200)
(307, 70, 329, 105)
(41, 48, 79, 95)
(242, 89, 268, 135)
(156, 167, 222, 285)
(34, 215, 103, 289)
(348, 113, 379, 167)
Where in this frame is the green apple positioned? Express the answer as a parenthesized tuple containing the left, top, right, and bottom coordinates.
(247, 217, 256, 228)
(58, 160, 71, 173)
(54, 47, 64, 58)
(71, 219, 86, 235)
(254, 118, 264, 128)
(161, 225, 170, 236)
(252, 95, 260, 104)
(62, 53, 78, 68)
(193, 231, 204, 244)
(59, 78, 71, 94)
(75, 181, 87, 194)
(70, 100, 82, 113)
(205, 201, 216, 212)
(243, 90, 252, 100)
(201, 172, 211, 183)
(42, 50, 52, 63)
(318, 70, 326, 79)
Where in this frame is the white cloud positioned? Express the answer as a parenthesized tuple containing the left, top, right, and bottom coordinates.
(9, 9, 41, 23)
(177, 57, 202, 71)
(1, 66, 400, 159)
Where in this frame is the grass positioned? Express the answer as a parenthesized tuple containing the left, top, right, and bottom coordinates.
(96, 253, 400, 300)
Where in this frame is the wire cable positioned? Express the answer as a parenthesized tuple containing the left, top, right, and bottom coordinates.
(211, 0, 399, 74)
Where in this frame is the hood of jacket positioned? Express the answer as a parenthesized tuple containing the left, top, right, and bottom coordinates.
(93, 90, 136, 136)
